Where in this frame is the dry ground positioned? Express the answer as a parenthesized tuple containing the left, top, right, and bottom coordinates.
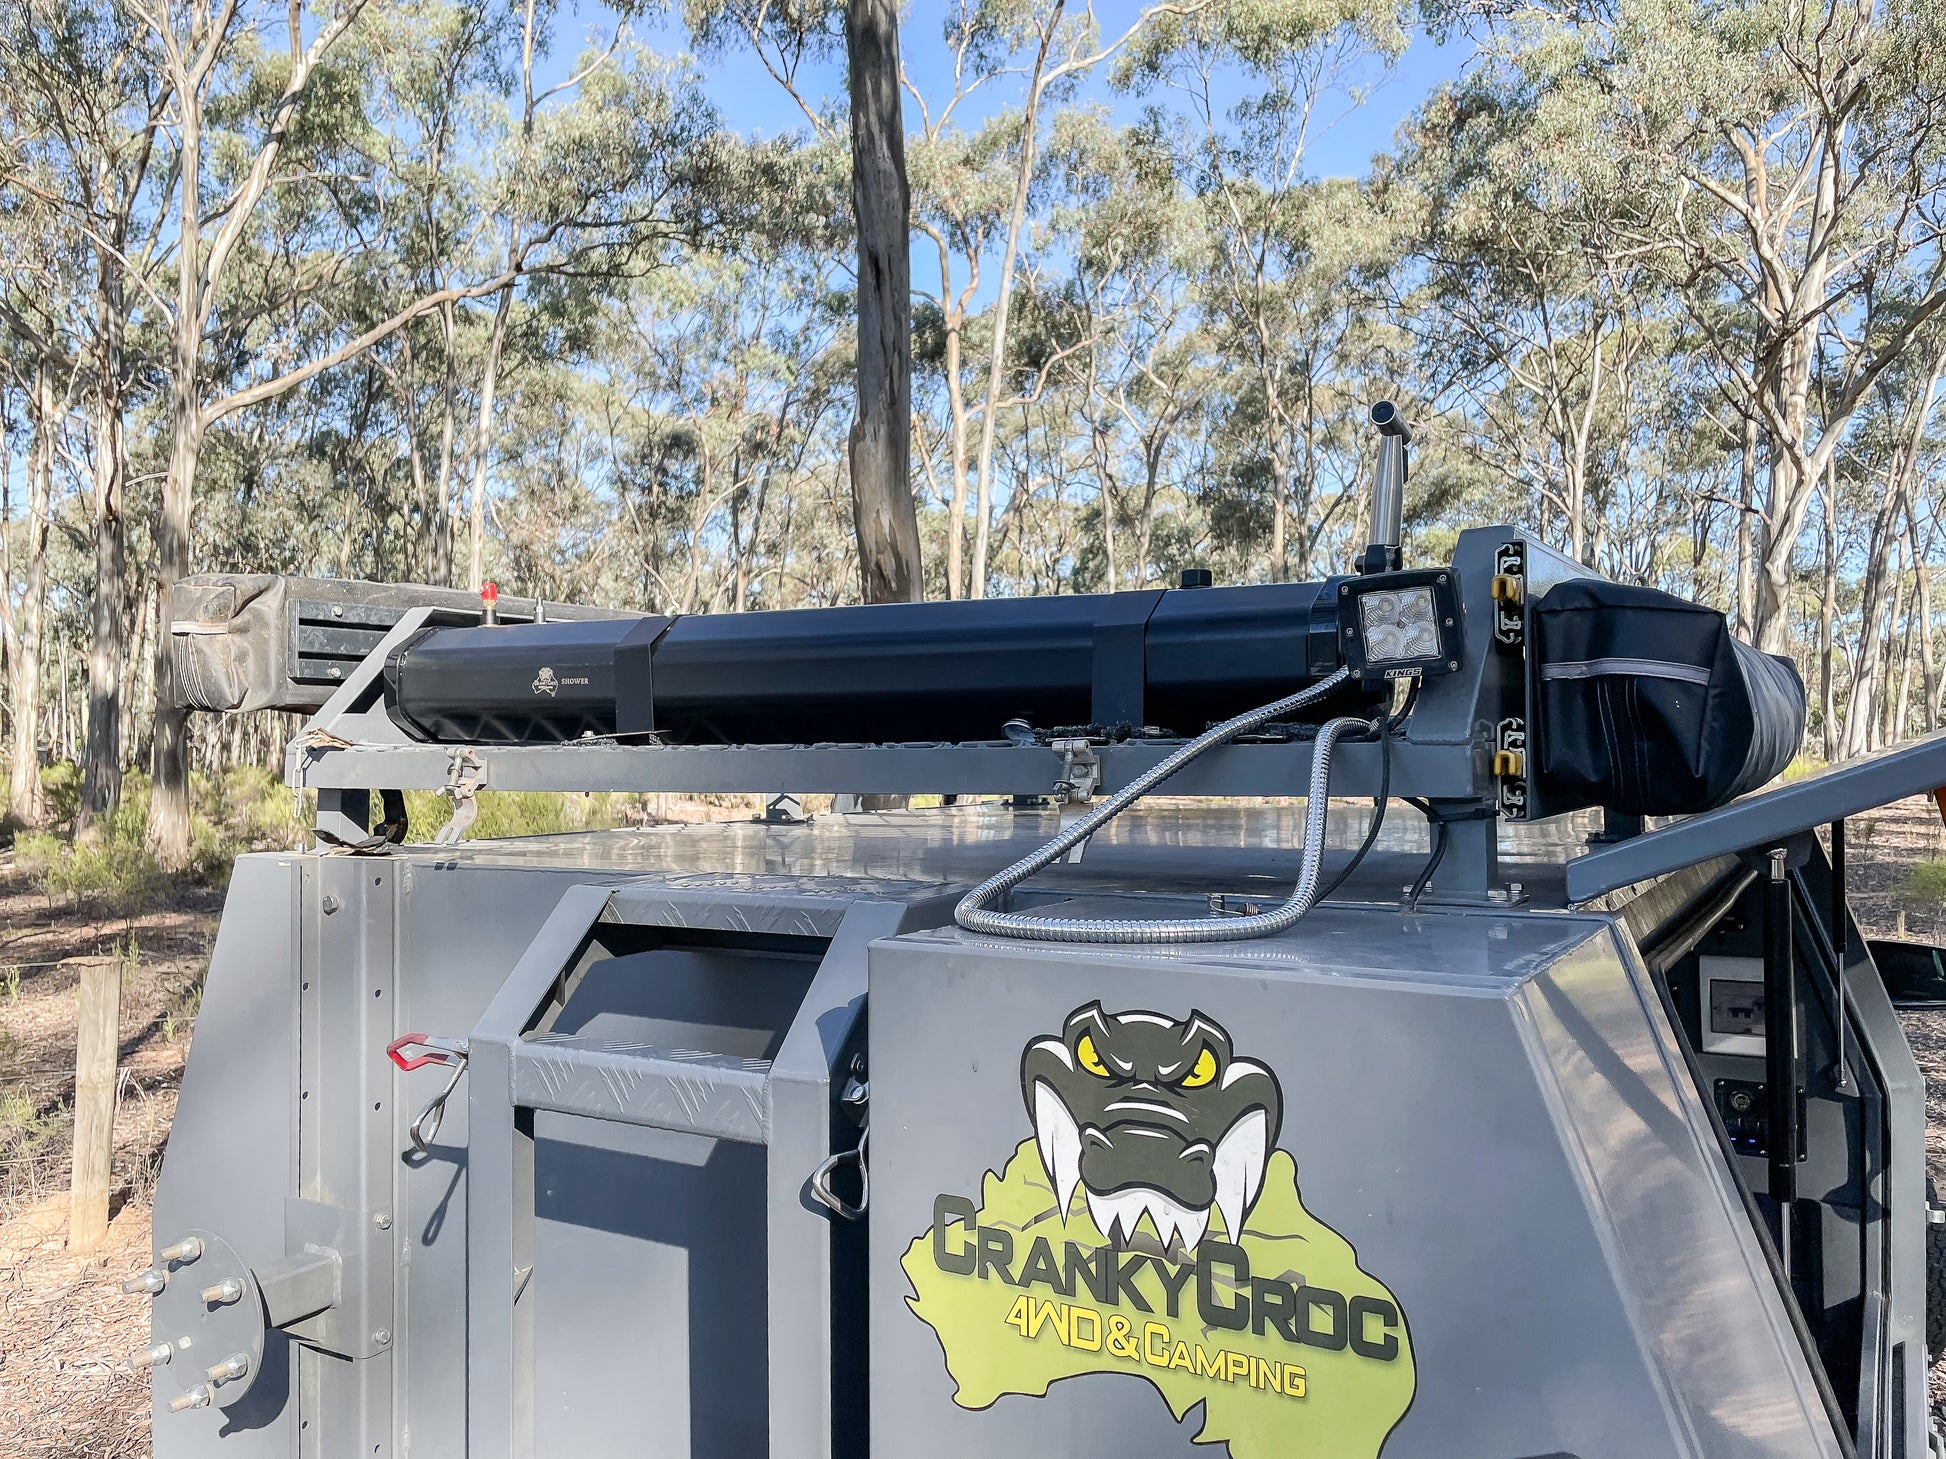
(6, 806, 1946, 1455)
(0, 861, 220, 1457)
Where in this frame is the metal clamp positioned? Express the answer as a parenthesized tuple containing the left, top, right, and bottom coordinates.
(1050, 738, 1099, 803)
(388, 1034, 469, 1154)
(433, 748, 485, 845)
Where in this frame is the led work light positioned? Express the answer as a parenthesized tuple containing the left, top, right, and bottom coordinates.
(1337, 570, 1463, 683)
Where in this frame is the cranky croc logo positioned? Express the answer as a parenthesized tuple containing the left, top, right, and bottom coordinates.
(902, 1004, 1417, 1459)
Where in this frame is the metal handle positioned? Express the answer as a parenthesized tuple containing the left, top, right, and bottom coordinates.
(809, 1126, 869, 1222)
(388, 1034, 470, 1154)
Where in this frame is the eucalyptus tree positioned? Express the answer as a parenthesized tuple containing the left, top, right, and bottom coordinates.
(1439, 0, 1946, 657)
(959, 0, 1219, 599)
(1387, 71, 1667, 568)
(0, 0, 174, 826)
(683, 0, 927, 603)
(1050, 110, 1208, 590)
(133, 0, 727, 864)
(1834, 330, 1946, 755)
(1120, 0, 1409, 581)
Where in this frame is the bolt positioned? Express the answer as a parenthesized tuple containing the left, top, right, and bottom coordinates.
(200, 1278, 245, 1306)
(129, 1342, 174, 1371)
(121, 1268, 167, 1296)
(372, 1328, 391, 1347)
(159, 1236, 204, 1264)
(205, 1353, 250, 1385)
(373, 1212, 392, 1231)
(321, 894, 342, 915)
(168, 1386, 213, 1413)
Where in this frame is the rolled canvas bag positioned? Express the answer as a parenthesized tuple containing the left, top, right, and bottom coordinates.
(1531, 579, 1805, 817)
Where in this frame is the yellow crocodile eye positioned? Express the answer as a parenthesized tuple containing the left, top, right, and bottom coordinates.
(1180, 1047, 1218, 1089)
(1076, 1034, 1110, 1078)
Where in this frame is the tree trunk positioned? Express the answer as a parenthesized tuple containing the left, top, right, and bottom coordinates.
(434, 300, 459, 585)
(7, 366, 54, 827)
(1753, 444, 1812, 656)
(1907, 492, 1938, 733)
(147, 400, 204, 865)
(1268, 433, 1289, 583)
(79, 253, 128, 828)
(1735, 415, 1757, 639)
(1893, 570, 1918, 746)
(468, 287, 513, 591)
(1842, 481, 1901, 759)
(969, 5, 1061, 601)
(1816, 474, 1837, 762)
(941, 281, 971, 599)
(147, 43, 206, 869)
(1090, 421, 1117, 591)
(846, 0, 920, 604)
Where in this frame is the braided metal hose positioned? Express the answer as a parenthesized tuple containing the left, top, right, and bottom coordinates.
(954, 666, 1371, 943)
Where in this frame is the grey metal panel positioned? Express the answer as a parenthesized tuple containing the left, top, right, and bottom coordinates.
(511, 1035, 772, 1143)
(465, 883, 616, 1459)
(389, 860, 615, 1459)
(153, 798, 1912, 1458)
(764, 895, 955, 1459)
(1401, 526, 1587, 756)
(606, 884, 850, 938)
(1524, 929, 1845, 1455)
(151, 857, 302, 1459)
(1837, 930, 1930, 1449)
(529, 1113, 770, 1459)
(302, 858, 400, 1458)
(867, 906, 1846, 1459)
(1567, 729, 1946, 902)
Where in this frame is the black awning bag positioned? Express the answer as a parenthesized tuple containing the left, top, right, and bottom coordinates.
(1531, 579, 1805, 818)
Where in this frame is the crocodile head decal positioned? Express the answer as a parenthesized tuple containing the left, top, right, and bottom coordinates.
(1020, 1003, 1283, 1253)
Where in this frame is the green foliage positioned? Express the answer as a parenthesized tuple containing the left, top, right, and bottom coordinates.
(1901, 861, 1946, 903)
(39, 761, 80, 822)
(402, 789, 652, 842)
(7, 0, 1946, 820)
(15, 764, 305, 912)
(0, 1087, 70, 1160)
(162, 974, 203, 1045)
(17, 794, 168, 914)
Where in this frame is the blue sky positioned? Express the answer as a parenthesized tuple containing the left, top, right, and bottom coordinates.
(554, 5, 1469, 183)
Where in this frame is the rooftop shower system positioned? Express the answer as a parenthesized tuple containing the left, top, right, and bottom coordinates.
(127, 402, 1943, 1459)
